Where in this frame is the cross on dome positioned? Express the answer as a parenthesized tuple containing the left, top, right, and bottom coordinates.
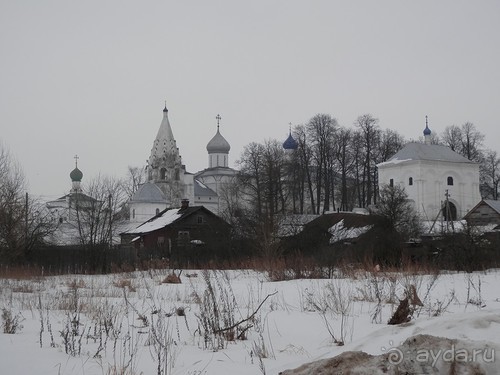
(216, 114, 222, 131)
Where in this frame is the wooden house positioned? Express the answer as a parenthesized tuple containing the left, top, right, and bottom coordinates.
(464, 200, 500, 226)
(120, 200, 231, 266)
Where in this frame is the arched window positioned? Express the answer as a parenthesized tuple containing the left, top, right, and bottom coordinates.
(447, 176, 454, 186)
(132, 209, 135, 219)
(156, 208, 160, 215)
(389, 179, 394, 187)
(160, 168, 167, 180)
(408, 177, 413, 186)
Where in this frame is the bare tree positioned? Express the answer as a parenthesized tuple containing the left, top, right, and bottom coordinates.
(295, 125, 315, 214)
(236, 140, 288, 253)
(460, 122, 484, 162)
(0, 143, 56, 262)
(441, 122, 484, 162)
(73, 174, 127, 249)
(355, 114, 380, 207)
(334, 127, 356, 211)
(480, 149, 500, 200)
(307, 114, 338, 213)
(121, 165, 147, 199)
(377, 184, 423, 240)
(441, 125, 463, 153)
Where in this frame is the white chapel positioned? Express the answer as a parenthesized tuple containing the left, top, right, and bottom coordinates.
(377, 122, 481, 221)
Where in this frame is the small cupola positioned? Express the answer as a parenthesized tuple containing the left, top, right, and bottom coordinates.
(207, 114, 230, 154)
(423, 116, 432, 145)
(207, 114, 231, 168)
(283, 131, 298, 151)
(70, 155, 83, 192)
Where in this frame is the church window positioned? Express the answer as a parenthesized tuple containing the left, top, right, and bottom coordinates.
(408, 177, 413, 186)
(197, 215, 204, 224)
(160, 168, 167, 180)
(156, 208, 160, 215)
(389, 179, 394, 187)
(132, 209, 135, 219)
(175, 169, 180, 180)
(447, 176, 454, 186)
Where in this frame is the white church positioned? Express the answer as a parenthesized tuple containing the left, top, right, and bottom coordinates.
(127, 105, 238, 224)
(377, 122, 481, 221)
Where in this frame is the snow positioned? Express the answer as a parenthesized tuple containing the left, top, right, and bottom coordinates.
(123, 209, 182, 234)
(1, 268, 500, 374)
(376, 158, 412, 167)
(328, 219, 373, 244)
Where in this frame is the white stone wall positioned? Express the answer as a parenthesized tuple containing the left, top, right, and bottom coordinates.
(378, 160, 481, 220)
(129, 201, 168, 223)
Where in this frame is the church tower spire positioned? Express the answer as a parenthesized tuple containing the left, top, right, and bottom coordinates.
(147, 104, 185, 205)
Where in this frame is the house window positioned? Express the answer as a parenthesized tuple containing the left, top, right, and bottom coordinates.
(157, 236, 165, 246)
(408, 177, 413, 186)
(197, 215, 204, 224)
(447, 176, 454, 186)
(389, 179, 394, 187)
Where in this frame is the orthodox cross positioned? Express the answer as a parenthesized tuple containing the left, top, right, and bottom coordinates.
(216, 114, 222, 131)
(74, 154, 79, 168)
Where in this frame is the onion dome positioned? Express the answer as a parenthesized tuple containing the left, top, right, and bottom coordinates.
(283, 131, 298, 150)
(207, 124, 231, 154)
(423, 115, 431, 136)
(423, 124, 431, 136)
(70, 167, 83, 182)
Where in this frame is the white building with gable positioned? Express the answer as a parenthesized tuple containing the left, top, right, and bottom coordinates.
(377, 122, 481, 221)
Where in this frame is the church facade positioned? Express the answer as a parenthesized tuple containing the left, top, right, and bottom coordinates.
(377, 124, 481, 221)
(128, 106, 237, 224)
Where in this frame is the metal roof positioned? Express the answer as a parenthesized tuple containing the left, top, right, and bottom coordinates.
(130, 182, 167, 203)
(378, 142, 475, 166)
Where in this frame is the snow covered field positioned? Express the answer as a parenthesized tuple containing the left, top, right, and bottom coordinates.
(1, 267, 500, 374)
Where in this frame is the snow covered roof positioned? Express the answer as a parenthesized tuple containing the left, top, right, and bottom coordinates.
(122, 208, 182, 234)
(130, 182, 167, 203)
(328, 219, 374, 244)
(377, 142, 476, 167)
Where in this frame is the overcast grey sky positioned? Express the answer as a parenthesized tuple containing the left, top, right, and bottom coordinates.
(1, 1, 499, 198)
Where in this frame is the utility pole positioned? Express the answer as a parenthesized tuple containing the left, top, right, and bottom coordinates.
(444, 190, 455, 233)
(25, 192, 28, 252)
(108, 194, 113, 249)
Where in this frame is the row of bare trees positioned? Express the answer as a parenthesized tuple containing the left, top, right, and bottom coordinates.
(225, 114, 499, 248)
(232, 113, 405, 217)
(0, 142, 147, 264)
